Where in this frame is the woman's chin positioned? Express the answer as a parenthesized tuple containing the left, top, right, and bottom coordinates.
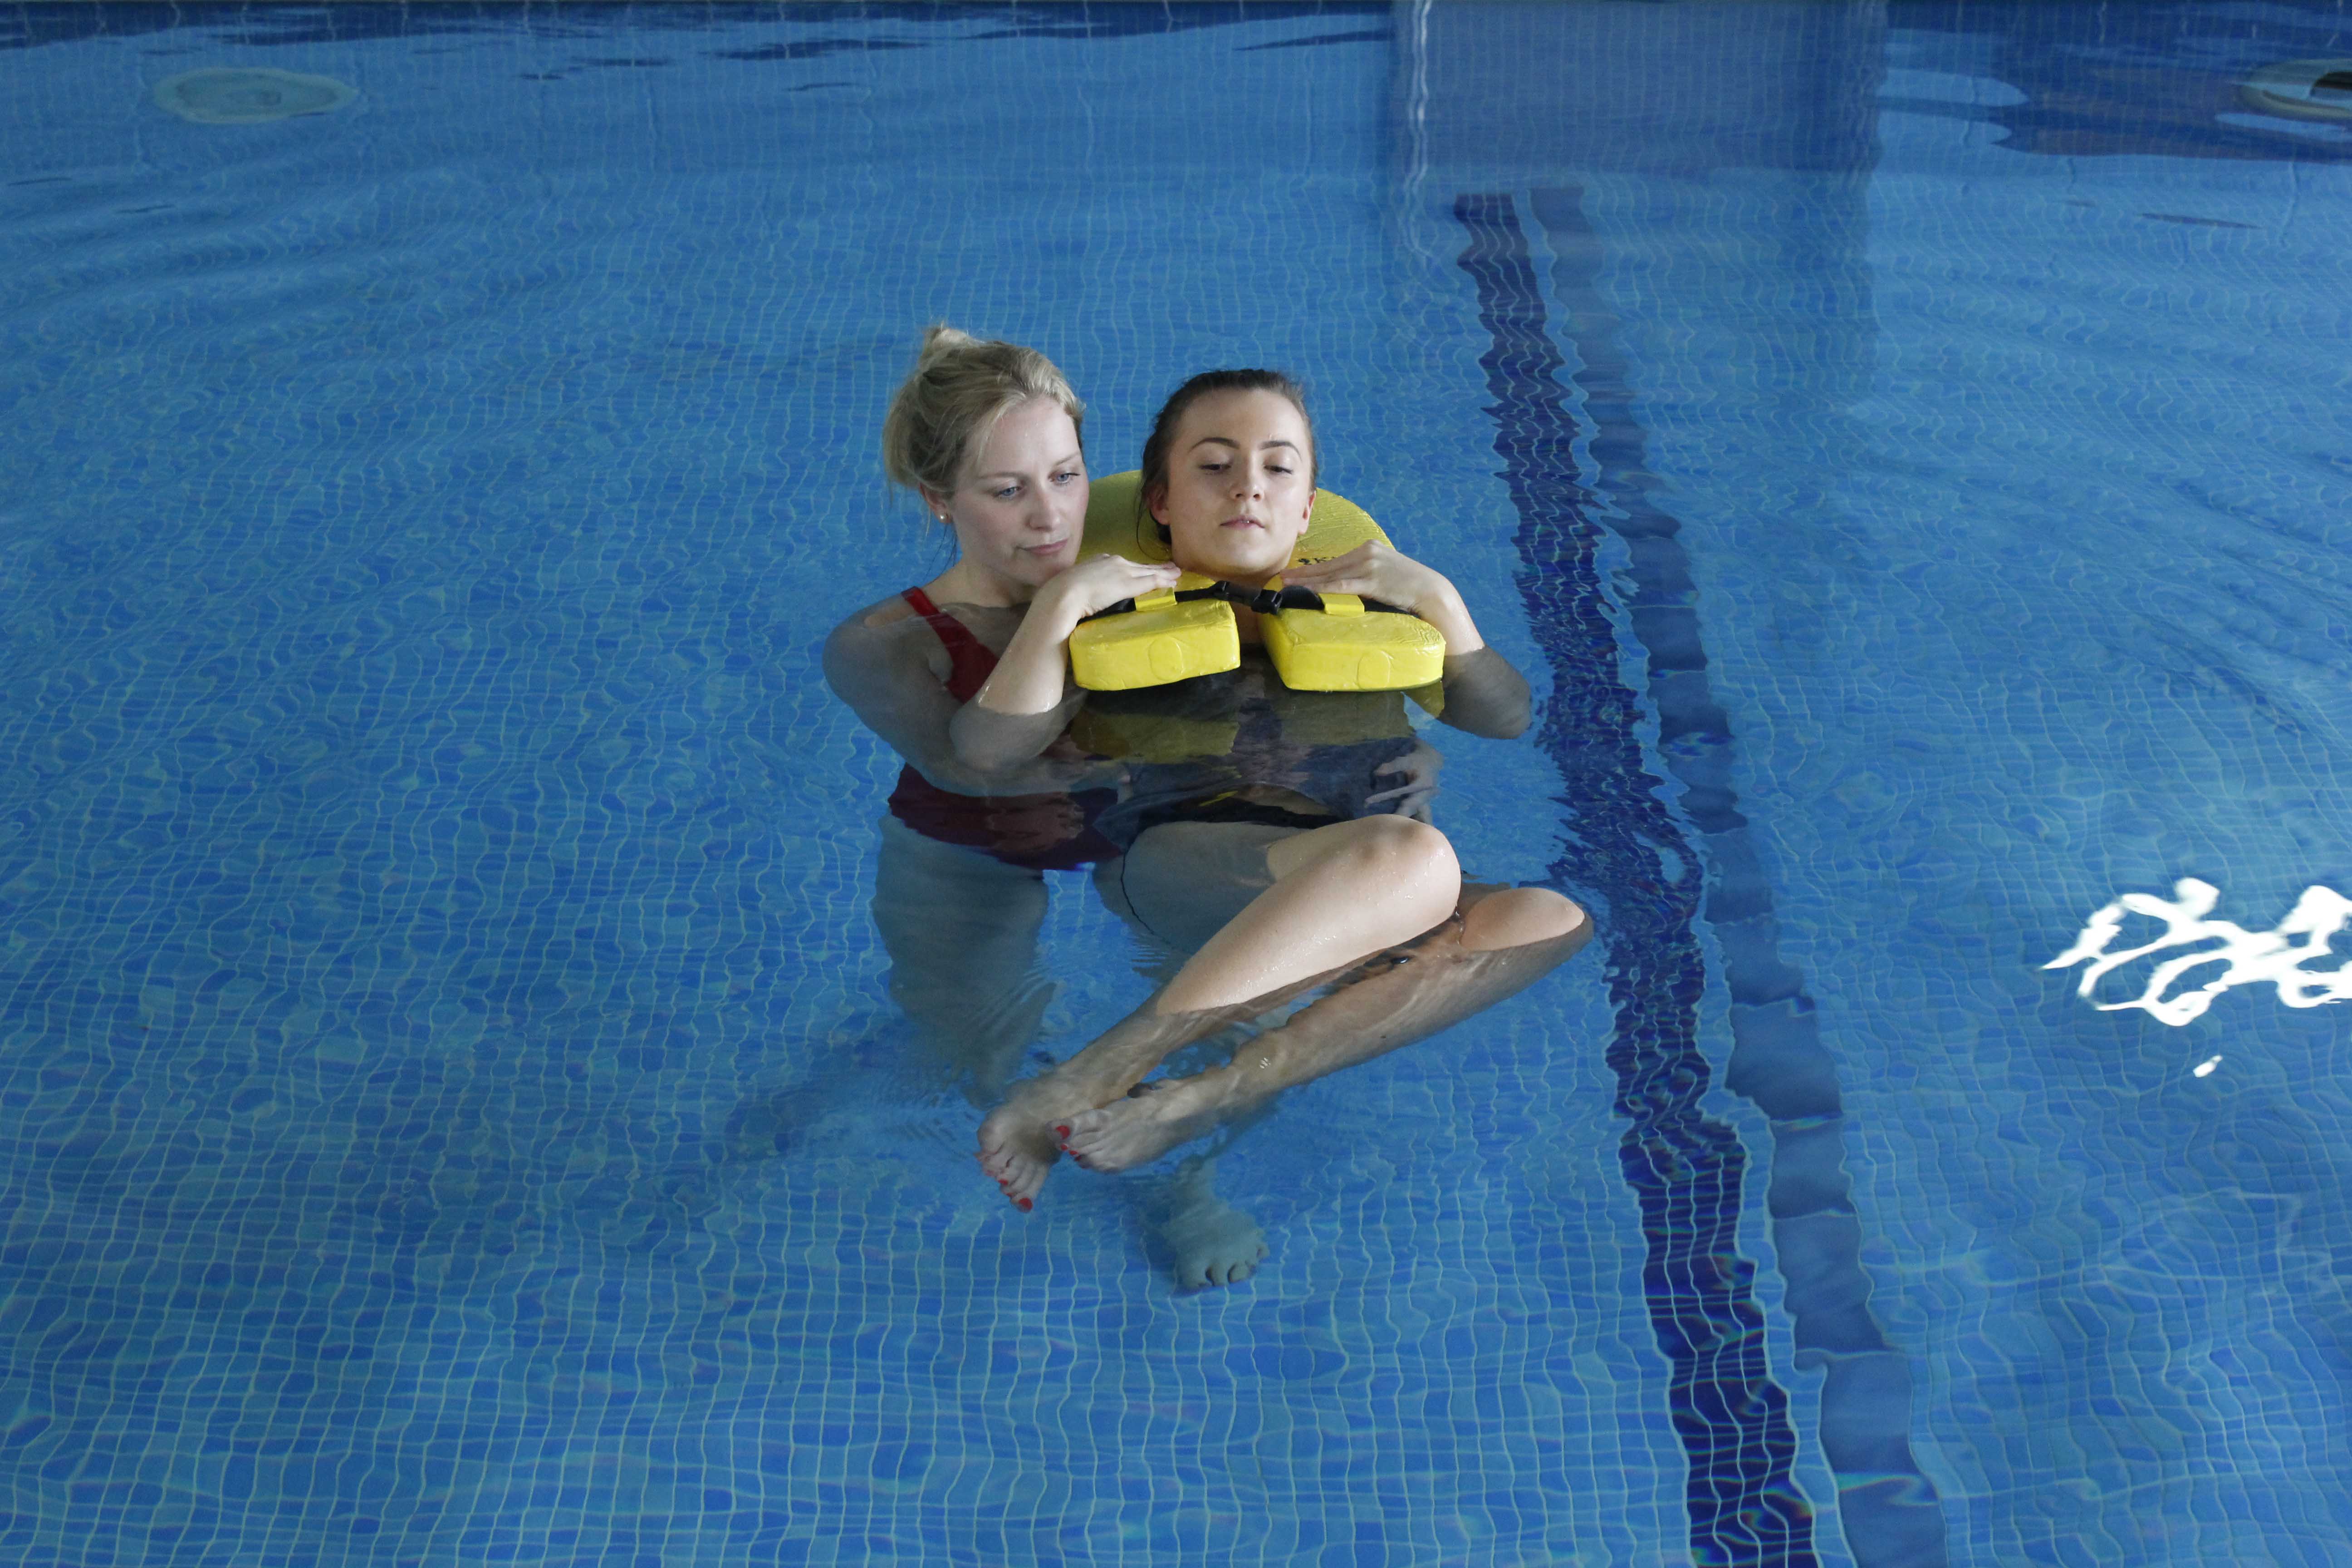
(1174, 549, 1284, 584)
(1011, 551, 1077, 586)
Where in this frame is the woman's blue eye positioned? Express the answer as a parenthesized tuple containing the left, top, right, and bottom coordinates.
(994, 486, 1020, 500)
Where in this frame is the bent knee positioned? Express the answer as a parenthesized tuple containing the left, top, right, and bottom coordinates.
(1347, 814, 1460, 891)
(1462, 887, 1589, 952)
(1270, 813, 1458, 886)
(1352, 811, 1453, 862)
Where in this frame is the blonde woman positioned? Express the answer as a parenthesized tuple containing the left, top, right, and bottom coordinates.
(825, 328, 1271, 1286)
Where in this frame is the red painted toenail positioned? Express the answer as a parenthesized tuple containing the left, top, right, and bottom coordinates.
(1016, 1198, 1032, 1211)
(1054, 1125, 1070, 1137)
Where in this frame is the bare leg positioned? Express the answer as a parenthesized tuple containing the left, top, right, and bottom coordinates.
(977, 816, 1465, 1205)
(873, 816, 1054, 1103)
(1156, 815, 1465, 1014)
(1060, 887, 1592, 1173)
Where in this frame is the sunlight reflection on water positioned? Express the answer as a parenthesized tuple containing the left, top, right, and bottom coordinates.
(2047, 878, 2352, 1025)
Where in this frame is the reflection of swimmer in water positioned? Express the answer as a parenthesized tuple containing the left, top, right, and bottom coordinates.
(965, 371, 1591, 1210)
(826, 328, 1271, 1286)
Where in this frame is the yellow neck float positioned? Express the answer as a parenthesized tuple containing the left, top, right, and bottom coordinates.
(1068, 472, 1447, 692)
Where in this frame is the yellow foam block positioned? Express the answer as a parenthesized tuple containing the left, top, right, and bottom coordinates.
(1067, 585, 1238, 691)
(1260, 597, 1448, 691)
(1072, 473, 1445, 693)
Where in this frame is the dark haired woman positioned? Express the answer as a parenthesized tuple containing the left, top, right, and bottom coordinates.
(964, 372, 1592, 1210)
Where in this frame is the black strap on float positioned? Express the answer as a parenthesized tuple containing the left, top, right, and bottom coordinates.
(1083, 580, 1411, 621)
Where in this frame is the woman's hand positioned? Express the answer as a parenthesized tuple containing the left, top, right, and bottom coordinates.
(1366, 740, 1445, 824)
(1030, 553, 1183, 634)
(961, 554, 1181, 735)
(1281, 542, 1484, 654)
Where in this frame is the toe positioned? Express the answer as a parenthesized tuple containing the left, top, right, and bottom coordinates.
(1059, 1107, 1107, 1158)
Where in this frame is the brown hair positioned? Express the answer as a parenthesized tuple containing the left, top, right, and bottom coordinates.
(1137, 369, 1316, 531)
(880, 325, 1085, 508)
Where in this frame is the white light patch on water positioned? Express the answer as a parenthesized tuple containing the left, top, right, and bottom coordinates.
(153, 68, 358, 125)
(2217, 111, 2352, 143)
(2045, 878, 2352, 1026)
(2192, 1056, 2223, 1078)
(1877, 67, 2029, 107)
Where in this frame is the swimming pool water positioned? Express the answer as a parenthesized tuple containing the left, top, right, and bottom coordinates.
(2, 4, 2349, 1565)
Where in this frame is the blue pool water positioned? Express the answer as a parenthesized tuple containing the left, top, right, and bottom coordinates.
(3, 4, 2350, 1565)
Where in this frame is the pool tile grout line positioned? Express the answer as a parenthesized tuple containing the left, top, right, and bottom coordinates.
(1453, 190, 1819, 1568)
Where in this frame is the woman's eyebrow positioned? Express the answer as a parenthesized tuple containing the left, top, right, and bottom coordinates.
(1186, 436, 1299, 454)
(973, 449, 1084, 480)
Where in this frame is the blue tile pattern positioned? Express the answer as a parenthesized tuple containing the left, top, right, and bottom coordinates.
(0, 6, 1670, 1566)
(1518, 181, 1947, 1567)
(3, 2, 2352, 1565)
(1453, 191, 1817, 1568)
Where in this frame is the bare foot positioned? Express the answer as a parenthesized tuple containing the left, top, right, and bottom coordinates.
(977, 1001, 1258, 1209)
(1150, 1156, 1268, 1290)
(976, 1078, 1070, 1210)
(977, 1068, 1136, 1209)
(1059, 1073, 1241, 1174)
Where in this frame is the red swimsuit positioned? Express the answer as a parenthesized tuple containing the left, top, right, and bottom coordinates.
(884, 588, 1117, 871)
(895, 586, 995, 705)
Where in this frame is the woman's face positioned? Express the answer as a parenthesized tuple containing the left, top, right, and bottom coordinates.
(1148, 388, 1315, 587)
(929, 397, 1087, 595)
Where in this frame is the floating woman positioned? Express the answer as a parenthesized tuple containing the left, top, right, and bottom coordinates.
(954, 368, 1593, 1208)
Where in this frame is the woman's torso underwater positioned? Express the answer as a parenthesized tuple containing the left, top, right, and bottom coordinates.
(1068, 653, 1420, 852)
(867, 587, 1125, 872)
(829, 588, 1423, 871)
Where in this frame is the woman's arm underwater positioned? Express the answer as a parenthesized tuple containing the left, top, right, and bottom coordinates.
(947, 553, 1181, 774)
(823, 593, 1111, 796)
(1280, 541, 1532, 738)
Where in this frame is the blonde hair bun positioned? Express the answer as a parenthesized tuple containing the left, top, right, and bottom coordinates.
(881, 325, 1085, 503)
(916, 323, 979, 365)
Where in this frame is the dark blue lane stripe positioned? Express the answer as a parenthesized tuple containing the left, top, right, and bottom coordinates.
(1523, 185, 1950, 1568)
(1454, 191, 1817, 1568)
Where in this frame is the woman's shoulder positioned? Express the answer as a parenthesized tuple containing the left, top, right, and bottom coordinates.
(835, 587, 923, 637)
(823, 588, 948, 695)
(823, 585, 1026, 686)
